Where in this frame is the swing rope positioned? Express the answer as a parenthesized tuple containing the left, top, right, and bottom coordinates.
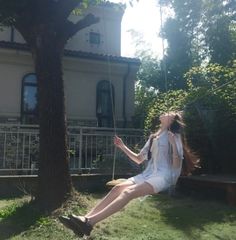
(100, 8, 122, 185)
(105, 54, 127, 187)
(106, 54, 117, 181)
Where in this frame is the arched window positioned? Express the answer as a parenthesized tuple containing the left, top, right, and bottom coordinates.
(21, 73, 38, 124)
(96, 80, 114, 127)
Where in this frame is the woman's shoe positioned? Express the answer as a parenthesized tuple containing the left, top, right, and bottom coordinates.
(58, 216, 83, 237)
(69, 214, 93, 236)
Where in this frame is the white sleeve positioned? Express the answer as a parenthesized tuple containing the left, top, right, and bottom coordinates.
(138, 139, 150, 161)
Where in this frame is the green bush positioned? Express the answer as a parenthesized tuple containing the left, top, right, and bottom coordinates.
(183, 62, 236, 174)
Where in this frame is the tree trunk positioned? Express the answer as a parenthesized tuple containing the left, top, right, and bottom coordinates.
(33, 35, 72, 211)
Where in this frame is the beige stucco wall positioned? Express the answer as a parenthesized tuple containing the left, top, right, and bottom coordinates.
(0, 48, 138, 126)
(67, 5, 123, 55)
(63, 57, 136, 124)
(0, 5, 123, 56)
(62, 57, 137, 124)
(0, 49, 34, 119)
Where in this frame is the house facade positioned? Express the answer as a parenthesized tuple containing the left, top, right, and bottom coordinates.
(0, 2, 140, 128)
(0, 2, 143, 175)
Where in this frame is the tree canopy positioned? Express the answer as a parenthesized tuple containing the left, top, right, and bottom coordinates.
(153, 0, 236, 91)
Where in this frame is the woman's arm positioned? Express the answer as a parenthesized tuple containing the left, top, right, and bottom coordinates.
(168, 132, 181, 168)
(114, 135, 145, 165)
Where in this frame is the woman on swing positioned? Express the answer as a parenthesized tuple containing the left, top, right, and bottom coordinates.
(60, 111, 199, 236)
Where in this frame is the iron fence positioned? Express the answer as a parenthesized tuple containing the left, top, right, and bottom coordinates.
(0, 124, 145, 175)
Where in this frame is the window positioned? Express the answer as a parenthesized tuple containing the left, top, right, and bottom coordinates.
(89, 32, 101, 45)
(96, 80, 114, 128)
(21, 74, 38, 124)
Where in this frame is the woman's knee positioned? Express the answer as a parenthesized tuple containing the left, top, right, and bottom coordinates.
(119, 187, 136, 200)
(119, 183, 154, 200)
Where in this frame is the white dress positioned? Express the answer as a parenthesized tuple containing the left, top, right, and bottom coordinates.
(128, 130, 184, 193)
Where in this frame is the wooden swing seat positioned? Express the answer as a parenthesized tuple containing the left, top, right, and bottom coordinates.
(106, 178, 127, 188)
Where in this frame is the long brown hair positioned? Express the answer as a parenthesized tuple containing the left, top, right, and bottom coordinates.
(181, 136, 200, 175)
(170, 112, 200, 176)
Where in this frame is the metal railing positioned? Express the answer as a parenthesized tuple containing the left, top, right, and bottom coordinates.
(0, 124, 145, 175)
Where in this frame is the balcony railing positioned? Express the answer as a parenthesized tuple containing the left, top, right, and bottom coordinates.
(0, 124, 145, 175)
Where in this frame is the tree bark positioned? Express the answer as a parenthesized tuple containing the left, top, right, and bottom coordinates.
(33, 34, 72, 211)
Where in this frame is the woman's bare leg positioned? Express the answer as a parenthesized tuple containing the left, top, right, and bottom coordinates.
(85, 180, 134, 218)
(87, 182, 155, 226)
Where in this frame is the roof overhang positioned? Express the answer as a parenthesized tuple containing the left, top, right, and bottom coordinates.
(0, 41, 140, 66)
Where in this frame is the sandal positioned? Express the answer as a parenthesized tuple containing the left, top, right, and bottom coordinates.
(69, 214, 93, 236)
(58, 216, 83, 237)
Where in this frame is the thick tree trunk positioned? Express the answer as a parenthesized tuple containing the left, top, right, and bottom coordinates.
(34, 37, 72, 211)
(12, 2, 99, 213)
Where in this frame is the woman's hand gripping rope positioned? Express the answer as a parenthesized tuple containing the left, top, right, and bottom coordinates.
(114, 135, 125, 150)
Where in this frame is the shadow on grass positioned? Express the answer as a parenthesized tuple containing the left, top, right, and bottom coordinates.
(151, 194, 236, 239)
(0, 201, 43, 240)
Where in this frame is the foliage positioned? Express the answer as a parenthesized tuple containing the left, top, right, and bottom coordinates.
(137, 53, 165, 91)
(162, 19, 192, 89)
(144, 89, 188, 132)
(159, 0, 203, 90)
(183, 61, 236, 173)
(185, 61, 236, 111)
(133, 82, 158, 129)
(133, 51, 165, 128)
(202, 0, 236, 65)
(0, 202, 19, 219)
(0, 0, 102, 26)
(157, 0, 236, 90)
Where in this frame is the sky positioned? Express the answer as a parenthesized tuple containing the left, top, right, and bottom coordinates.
(109, 0, 166, 58)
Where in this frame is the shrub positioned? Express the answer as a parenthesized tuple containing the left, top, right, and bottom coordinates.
(183, 62, 236, 173)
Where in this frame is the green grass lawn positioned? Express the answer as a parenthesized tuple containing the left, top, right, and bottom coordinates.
(0, 192, 236, 240)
